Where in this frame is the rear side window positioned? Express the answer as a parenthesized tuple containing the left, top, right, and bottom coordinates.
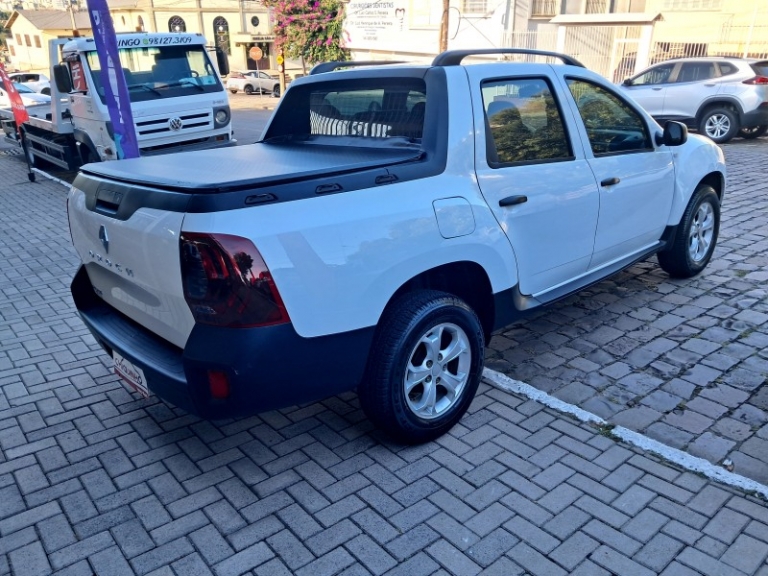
(718, 62, 738, 76)
(481, 77, 572, 166)
(676, 62, 717, 83)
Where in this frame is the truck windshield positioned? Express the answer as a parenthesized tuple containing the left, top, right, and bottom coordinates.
(84, 45, 222, 103)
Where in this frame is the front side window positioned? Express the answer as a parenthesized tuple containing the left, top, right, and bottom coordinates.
(567, 79, 652, 155)
(482, 77, 572, 166)
(85, 44, 222, 104)
(632, 63, 674, 85)
(676, 62, 717, 83)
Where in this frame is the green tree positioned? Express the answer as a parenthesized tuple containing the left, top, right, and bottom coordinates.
(262, 0, 350, 70)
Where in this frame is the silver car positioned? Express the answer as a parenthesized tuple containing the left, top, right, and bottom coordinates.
(619, 57, 768, 143)
(226, 70, 281, 97)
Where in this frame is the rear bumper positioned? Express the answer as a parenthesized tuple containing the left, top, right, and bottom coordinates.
(71, 265, 374, 419)
(740, 104, 768, 128)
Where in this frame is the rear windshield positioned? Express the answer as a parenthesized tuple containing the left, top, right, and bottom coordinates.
(751, 61, 768, 76)
(264, 77, 427, 142)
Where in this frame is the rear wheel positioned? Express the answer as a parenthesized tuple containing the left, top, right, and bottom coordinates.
(658, 184, 720, 278)
(272, 85, 281, 98)
(698, 107, 738, 143)
(358, 290, 484, 444)
(229, 89, 238, 94)
(739, 125, 768, 139)
(41, 88, 51, 96)
(244, 85, 254, 95)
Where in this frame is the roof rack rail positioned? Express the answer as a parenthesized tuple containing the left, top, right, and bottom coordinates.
(432, 49, 585, 68)
(310, 60, 405, 75)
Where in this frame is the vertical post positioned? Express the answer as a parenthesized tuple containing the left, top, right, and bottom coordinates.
(439, 0, 449, 52)
(743, 0, 758, 58)
(556, 25, 566, 53)
(634, 24, 652, 76)
(277, 47, 285, 96)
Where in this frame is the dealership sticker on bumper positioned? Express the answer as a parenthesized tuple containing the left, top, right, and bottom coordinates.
(113, 351, 149, 398)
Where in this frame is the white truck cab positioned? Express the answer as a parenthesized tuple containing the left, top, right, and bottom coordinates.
(5, 32, 233, 169)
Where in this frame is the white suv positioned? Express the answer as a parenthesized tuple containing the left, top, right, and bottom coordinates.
(619, 57, 768, 143)
(7, 72, 50, 95)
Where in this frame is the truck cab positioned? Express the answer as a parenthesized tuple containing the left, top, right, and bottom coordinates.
(61, 33, 233, 164)
(3, 32, 233, 169)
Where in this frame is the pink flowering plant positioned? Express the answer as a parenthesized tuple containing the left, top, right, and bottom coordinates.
(263, 0, 350, 66)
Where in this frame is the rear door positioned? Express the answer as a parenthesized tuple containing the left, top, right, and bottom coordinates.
(663, 61, 721, 120)
(468, 65, 600, 297)
(560, 72, 675, 268)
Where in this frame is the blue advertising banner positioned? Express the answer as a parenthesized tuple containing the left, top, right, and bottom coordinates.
(86, 0, 140, 159)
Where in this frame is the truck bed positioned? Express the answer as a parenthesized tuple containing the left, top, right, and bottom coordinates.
(80, 140, 424, 193)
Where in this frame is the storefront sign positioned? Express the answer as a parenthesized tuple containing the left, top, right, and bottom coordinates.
(343, 0, 409, 50)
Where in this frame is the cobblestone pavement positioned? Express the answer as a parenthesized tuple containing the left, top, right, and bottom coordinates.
(0, 141, 767, 575)
(487, 140, 768, 484)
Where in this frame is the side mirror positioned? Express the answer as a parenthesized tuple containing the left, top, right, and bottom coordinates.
(215, 47, 229, 77)
(622, 78, 633, 86)
(657, 120, 688, 147)
(53, 64, 73, 93)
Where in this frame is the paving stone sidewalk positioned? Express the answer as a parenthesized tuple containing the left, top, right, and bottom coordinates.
(1, 144, 768, 575)
(486, 140, 768, 484)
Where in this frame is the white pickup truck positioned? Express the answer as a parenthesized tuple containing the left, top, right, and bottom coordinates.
(1, 32, 233, 170)
(67, 49, 726, 443)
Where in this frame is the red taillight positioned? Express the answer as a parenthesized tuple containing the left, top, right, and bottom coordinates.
(743, 76, 768, 85)
(180, 233, 289, 328)
(208, 370, 230, 399)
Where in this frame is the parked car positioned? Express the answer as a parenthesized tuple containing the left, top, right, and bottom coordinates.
(7, 72, 50, 95)
(0, 80, 51, 108)
(68, 49, 725, 443)
(226, 70, 281, 97)
(618, 56, 768, 143)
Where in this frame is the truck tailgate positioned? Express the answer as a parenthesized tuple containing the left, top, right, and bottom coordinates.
(68, 189, 194, 349)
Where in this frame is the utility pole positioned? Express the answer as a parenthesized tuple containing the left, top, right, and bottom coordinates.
(68, 0, 80, 37)
(439, 0, 449, 52)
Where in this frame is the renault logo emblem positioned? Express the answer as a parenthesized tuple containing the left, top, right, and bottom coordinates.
(169, 117, 183, 131)
(98, 225, 109, 254)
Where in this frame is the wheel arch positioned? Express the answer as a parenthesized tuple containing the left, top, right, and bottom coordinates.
(699, 170, 724, 202)
(695, 97, 745, 124)
(384, 261, 495, 342)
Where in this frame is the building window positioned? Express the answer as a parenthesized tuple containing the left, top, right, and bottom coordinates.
(213, 16, 230, 55)
(531, 0, 558, 17)
(34, 35, 41, 48)
(586, 0, 607, 13)
(461, 0, 487, 14)
(662, 0, 721, 9)
(9, 45, 15, 56)
(138, 16, 145, 32)
(169, 15, 187, 32)
(24, 35, 31, 47)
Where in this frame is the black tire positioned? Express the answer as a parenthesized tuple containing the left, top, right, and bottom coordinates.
(698, 107, 738, 144)
(229, 89, 238, 94)
(359, 290, 485, 444)
(272, 85, 281, 98)
(41, 88, 51, 96)
(244, 85, 254, 95)
(658, 184, 720, 278)
(739, 125, 768, 139)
